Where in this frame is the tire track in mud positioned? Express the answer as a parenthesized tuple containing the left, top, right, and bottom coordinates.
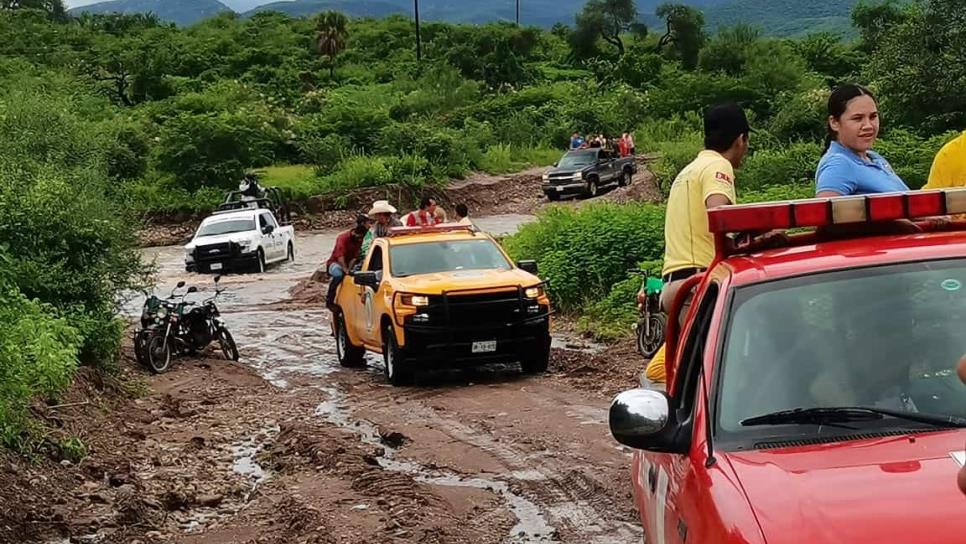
(225, 306, 569, 543)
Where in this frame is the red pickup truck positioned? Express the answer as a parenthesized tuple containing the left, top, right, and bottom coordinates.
(610, 190, 966, 543)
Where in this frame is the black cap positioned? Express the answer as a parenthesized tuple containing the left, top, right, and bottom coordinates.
(704, 102, 751, 150)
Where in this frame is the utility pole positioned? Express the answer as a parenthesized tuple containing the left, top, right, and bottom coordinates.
(414, 0, 422, 62)
(516, 0, 520, 25)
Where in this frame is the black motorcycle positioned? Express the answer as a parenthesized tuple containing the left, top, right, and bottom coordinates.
(143, 276, 240, 373)
(134, 280, 187, 369)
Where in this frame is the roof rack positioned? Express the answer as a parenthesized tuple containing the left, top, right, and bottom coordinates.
(387, 224, 476, 237)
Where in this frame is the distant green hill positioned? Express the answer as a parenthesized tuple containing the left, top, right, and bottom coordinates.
(68, 0, 858, 37)
(704, 0, 859, 37)
(68, 0, 232, 26)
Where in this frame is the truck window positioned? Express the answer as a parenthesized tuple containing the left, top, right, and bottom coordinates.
(258, 214, 269, 229)
(716, 258, 966, 442)
(264, 213, 278, 228)
(674, 283, 720, 410)
(366, 246, 384, 272)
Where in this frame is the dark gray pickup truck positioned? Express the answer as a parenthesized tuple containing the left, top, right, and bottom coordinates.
(541, 148, 637, 200)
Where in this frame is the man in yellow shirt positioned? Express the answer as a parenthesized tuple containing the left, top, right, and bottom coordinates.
(659, 103, 749, 322)
(922, 131, 966, 190)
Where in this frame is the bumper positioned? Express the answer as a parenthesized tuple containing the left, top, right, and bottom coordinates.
(542, 182, 586, 196)
(186, 252, 259, 273)
(400, 314, 551, 367)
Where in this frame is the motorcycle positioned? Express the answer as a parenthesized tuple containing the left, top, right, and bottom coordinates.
(629, 269, 666, 359)
(143, 276, 240, 373)
(134, 280, 187, 368)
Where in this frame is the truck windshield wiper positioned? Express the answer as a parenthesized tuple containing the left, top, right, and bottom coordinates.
(741, 406, 966, 428)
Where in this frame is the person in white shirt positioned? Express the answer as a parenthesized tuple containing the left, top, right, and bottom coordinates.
(455, 203, 472, 225)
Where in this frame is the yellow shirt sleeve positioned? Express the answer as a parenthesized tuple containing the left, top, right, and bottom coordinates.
(924, 133, 966, 190)
(700, 160, 737, 204)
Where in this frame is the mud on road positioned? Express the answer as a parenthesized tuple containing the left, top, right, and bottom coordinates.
(3, 218, 647, 544)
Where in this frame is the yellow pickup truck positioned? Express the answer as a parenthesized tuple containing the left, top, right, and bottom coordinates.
(332, 224, 552, 385)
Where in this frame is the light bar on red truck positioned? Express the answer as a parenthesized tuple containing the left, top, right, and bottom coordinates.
(387, 224, 476, 237)
(707, 189, 966, 234)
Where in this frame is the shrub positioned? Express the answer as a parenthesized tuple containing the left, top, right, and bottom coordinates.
(740, 141, 823, 191)
(503, 203, 666, 312)
(154, 110, 283, 191)
(874, 129, 956, 190)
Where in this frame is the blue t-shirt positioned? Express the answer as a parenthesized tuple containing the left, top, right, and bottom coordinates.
(815, 141, 909, 196)
(570, 136, 584, 149)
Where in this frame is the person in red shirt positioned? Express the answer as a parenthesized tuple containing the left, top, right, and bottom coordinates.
(618, 133, 630, 157)
(325, 224, 367, 311)
(405, 196, 441, 227)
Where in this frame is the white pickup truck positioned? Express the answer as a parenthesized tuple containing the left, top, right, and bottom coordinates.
(185, 208, 295, 274)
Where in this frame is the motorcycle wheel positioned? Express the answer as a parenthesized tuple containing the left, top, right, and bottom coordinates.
(640, 313, 667, 359)
(147, 334, 172, 374)
(218, 328, 240, 361)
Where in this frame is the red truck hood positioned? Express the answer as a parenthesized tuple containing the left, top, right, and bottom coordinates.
(725, 430, 966, 544)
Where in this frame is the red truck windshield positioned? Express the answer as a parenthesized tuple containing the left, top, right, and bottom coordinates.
(717, 258, 966, 440)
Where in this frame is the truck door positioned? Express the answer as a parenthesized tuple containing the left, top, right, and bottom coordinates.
(650, 281, 721, 544)
(359, 245, 385, 346)
(598, 149, 616, 183)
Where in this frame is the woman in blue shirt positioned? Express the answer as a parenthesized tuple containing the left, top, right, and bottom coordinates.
(815, 85, 909, 197)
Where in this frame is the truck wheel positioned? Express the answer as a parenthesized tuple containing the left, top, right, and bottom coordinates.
(520, 334, 550, 374)
(586, 178, 599, 198)
(619, 168, 631, 187)
(382, 325, 411, 386)
(335, 312, 366, 368)
(255, 248, 266, 274)
(547, 192, 561, 202)
(286, 242, 295, 262)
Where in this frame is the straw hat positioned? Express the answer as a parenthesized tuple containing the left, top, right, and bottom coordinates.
(368, 200, 397, 215)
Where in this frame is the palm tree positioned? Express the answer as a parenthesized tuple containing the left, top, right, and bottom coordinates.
(315, 11, 349, 79)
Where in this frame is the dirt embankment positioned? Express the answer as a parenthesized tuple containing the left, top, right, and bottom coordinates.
(138, 159, 661, 248)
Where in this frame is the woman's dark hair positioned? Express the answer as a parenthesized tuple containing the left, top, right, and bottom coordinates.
(824, 84, 876, 152)
(419, 196, 435, 209)
(455, 203, 468, 217)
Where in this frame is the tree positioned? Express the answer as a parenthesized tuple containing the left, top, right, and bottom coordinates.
(0, 0, 66, 21)
(572, 0, 642, 57)
(655, 3, 706, 70)
(852, 0, 909, 52)
(867, 0, 966, 133)
(314, 11, 349, 79)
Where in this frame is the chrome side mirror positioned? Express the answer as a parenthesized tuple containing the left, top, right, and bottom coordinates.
(609, 387, 692, 454)
(610, 388, 669, 446)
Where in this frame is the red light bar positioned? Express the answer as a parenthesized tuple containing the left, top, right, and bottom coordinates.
(387, 224, 475, 237)
(708, 189, 963, 235)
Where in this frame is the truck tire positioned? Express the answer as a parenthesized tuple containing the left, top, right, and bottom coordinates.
(619, 167, 632, 187)
(547, 192, 561, 202)
(382, 325, 412, 386)
(586, 178, 599, 198)
(520, 332, 550, 374)
(255, 248, 266, 274)
(335, 312, 366, 368)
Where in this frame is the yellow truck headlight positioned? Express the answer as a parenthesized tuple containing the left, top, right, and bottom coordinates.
(524, 286, 544, 299)
(399, 294, 429, 307)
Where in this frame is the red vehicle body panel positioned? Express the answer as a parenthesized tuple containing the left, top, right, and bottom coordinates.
(631, 230, 966, 544)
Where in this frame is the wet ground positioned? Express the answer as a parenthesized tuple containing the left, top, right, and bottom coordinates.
(9, 213, 644, 544)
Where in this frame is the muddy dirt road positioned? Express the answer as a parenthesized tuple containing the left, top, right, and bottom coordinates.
(6, 214, 645, 544)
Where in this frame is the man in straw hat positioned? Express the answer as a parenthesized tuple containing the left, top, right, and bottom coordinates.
(361, 200, 403, 258)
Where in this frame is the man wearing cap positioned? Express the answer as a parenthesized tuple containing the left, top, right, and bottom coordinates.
(660, 102, 752, 324)
(361, 200, 403, 258)
(645, 103, 758, 386)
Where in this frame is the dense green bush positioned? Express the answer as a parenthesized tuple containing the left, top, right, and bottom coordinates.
(874, 129, 956, 190)
(503, 203, 666, 312)
(741, 141, 823, 190)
